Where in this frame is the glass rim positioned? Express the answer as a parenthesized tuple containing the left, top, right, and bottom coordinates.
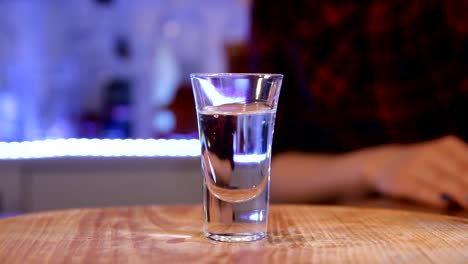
(190, 73, 283, 78)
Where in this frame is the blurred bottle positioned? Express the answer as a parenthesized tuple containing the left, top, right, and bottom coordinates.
(0, 91, 18, 141)
(101, 78, 132, 139)
(79, 111, 101, 138)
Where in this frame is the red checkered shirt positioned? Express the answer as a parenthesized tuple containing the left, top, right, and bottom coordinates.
(248, 0, 468, 153)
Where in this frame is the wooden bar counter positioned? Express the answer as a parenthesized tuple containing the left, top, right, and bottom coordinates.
(0, 204, 467, 263)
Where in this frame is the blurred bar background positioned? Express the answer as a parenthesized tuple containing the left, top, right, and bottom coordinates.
(0, 0, 251, 216)
(0, 0, 250, 142)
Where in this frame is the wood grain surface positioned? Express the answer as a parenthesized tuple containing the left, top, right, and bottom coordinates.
(0, 205, 467, 263)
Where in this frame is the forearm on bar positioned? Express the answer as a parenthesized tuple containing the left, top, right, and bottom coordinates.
(270, 151, 372, 203)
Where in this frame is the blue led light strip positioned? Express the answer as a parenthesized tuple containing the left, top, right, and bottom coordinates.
(0, 139, 200, 159)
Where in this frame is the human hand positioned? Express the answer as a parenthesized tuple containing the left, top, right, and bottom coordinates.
(360, 135, 468, 209)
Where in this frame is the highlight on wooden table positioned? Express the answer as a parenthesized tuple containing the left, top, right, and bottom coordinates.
(0, 204, 467, 263)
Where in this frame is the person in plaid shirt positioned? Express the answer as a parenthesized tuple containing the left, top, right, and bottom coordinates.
(248, 0, 468, 208)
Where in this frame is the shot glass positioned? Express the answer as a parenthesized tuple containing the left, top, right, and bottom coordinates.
(190, 73, 283, 242)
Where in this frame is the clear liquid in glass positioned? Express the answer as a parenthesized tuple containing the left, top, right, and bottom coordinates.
(198, 102, 275, 242)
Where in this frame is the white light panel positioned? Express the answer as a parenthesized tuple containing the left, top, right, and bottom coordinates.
(0, 139, 201, 159)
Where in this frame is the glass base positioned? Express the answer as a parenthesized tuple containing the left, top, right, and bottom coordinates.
(205, 232, 266, 242)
